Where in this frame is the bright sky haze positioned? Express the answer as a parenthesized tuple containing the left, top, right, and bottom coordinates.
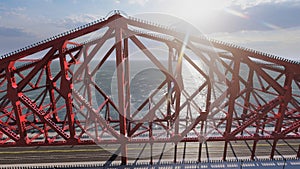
(0, 0, 299, 60)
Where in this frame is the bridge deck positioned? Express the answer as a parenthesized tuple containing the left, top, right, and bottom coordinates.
(0, 140, 298, 165)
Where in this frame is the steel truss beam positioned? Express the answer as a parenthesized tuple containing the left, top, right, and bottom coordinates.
(0, 12, 299, 164)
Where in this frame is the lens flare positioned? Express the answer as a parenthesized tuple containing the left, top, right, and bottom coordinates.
(224, 8, 249, 19)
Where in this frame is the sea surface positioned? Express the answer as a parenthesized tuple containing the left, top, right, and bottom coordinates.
(1, 59, 299, 127)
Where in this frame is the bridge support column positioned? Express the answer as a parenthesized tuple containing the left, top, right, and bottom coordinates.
(223, 54, 240, 160)
(59, 47, 76, 142)
(6, 61, 27, 145)
(115, 19, 128, 165)
(272, 69, 293, 159)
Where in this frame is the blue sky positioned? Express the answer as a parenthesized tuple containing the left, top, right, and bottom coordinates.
(0, 0, 300, 60)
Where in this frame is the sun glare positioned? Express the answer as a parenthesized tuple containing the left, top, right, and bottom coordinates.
(171, 0, 229, 24)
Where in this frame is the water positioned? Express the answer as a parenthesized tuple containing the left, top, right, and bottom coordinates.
(0, 59, 299, 136)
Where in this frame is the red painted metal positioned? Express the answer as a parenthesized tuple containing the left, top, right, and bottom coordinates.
(0, 11, 300, 164)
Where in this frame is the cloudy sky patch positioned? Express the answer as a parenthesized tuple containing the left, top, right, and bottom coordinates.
(0, 0, 299, 59)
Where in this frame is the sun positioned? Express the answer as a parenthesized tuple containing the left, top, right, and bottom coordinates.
(170, 0, 229, 24)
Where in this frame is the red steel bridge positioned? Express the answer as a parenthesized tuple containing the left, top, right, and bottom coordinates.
(0, 11, 299, 165)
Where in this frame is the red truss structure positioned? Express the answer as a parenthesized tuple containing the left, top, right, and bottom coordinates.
(0, 11, 300, 164)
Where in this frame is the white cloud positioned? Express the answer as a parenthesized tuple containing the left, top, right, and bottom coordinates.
(12, 7, 26, 11)
(1, 7, 56, 38)
(61, 14, 100, 26)
(209, 27, 300, 60)
(231, 0, 299, 9)
(129, 0, 149, 6)
(0, 12, 101, 54)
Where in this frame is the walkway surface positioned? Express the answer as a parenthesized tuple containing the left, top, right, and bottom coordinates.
(0, 140, 299, 168)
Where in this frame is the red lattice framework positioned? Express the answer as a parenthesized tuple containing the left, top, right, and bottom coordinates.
(0, 12, 299, 164)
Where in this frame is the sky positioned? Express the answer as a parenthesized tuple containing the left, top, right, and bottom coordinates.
(0, 0, 300, 60)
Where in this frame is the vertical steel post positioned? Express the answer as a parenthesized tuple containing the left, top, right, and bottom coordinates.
(200, 57, 212, 162)
(59, 45, 76, 142)
(173, 45, 182, 163)
(167, 46, 173, 128)
(124, 37, 131, 135)
(242, 69, 253, 117)
(45, 61, 58, 122)
(6, 61, 26, 145)
(115, 19, 128, 165)
(174, 144, 178, 163)
(223, 54, 240, 160)
(149, 121, 153, 165)
(198, 142, 202, 162)
(271, 68, 293, 159)
(251, 140, 257, 160)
